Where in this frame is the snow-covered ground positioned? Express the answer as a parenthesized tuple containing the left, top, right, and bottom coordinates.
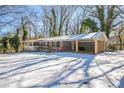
(0, 51, 124, 88)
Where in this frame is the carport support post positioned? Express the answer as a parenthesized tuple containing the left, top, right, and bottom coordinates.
(39, 41, 42, 55)
(60, 41, 63, 49)
(72, 41, 75, 51)
(31, 42, 34, 50)
(104, 41, 106, 51)
(95, 40, 98, 54)
(75, 40, 79, 52)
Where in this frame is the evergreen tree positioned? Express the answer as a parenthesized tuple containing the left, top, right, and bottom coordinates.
(1, 37, 8, 53)
(9, 29, 20, 52)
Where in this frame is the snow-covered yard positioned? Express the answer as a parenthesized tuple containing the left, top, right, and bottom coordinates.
(0, 51, 124, 88)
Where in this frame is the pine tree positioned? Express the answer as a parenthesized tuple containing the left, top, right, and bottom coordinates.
(1, 37, 8, 53)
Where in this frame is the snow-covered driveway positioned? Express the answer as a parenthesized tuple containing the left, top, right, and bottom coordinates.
(0, 51, 124, 88)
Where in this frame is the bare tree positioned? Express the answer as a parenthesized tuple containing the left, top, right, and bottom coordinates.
(0, 6, 26, 30)
(41, 14, 49, 38)
(69, 6, 89, 34)
(41, 6, 76, 36)
(58, 6, 76, 36)
(117, 25, 124, 50)
(89, 5, 121, 38)
(27, 12, 40, 39)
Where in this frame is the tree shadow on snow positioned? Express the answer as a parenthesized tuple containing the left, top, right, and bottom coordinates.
(0, 56, 62, 79)
(1, 52, 124, 88)
(29, 52, 124, 88)
(29, 52, 96, 88)
(118, 76, 124, 88)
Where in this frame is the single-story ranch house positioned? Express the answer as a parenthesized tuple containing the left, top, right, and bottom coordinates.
(24, 32, 108, 54)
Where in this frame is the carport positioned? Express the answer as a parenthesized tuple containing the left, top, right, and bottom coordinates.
(74, 32, 108, 54)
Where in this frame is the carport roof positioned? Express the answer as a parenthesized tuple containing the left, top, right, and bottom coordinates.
(24, 32, 108, 42)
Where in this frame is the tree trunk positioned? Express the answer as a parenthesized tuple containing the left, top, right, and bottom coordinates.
(15, 48, 19, 52)
(118, 36, 123, 50)
(3, 48, 6, 54)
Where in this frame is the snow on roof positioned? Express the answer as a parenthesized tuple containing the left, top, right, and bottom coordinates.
(68, 32, 103, 41)
(39, 32, 108, 41)
(24, 32, 108, 42)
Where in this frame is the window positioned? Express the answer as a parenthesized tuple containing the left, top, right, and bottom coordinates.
(52, 42, 59, 47)
(34, 42, 40, 46)
(43, 42, 49, 46)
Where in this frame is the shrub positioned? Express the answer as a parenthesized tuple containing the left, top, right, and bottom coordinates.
(79, 46, 85, 51)
(47, 46, 52, 53)
(108, 44, 117, 52)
